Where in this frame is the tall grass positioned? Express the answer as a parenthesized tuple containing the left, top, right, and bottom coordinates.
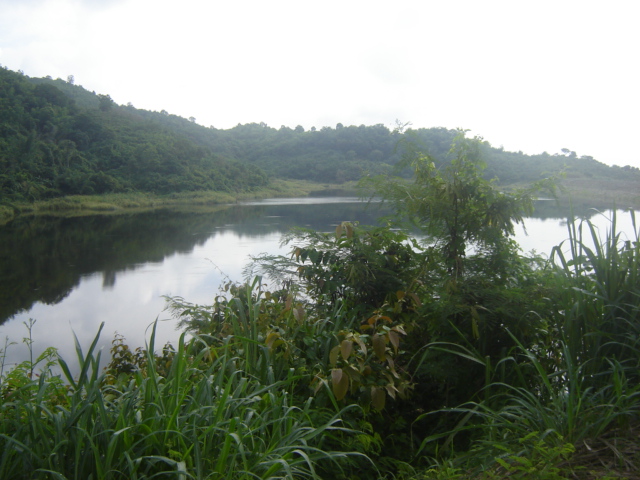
(551, 209, 640, 374)
(416, 210, 640, 476)
(0, 282, 368, 479)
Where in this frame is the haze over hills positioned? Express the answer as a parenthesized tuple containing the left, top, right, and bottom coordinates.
(1, 66, 639, 204)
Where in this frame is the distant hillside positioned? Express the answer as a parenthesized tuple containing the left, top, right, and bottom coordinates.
(0, 68, 268, 201)
(2, 66, 639, 204)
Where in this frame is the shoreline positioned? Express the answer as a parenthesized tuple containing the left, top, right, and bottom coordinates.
(0, 179, 359, 225)
(1, 177, 637, 226)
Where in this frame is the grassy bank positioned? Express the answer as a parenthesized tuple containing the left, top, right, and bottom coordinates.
(503, 176, 640, 210)
(555, 176, 640, 208)
(0, 179, 354, 224)
(1, 174, 636, 226)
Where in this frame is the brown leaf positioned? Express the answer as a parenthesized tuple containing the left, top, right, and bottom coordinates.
(354, 336, 367, 355)
(329, 345, 340, 367)
(372, 334, 386, 361)
(371, 386, 386, 411)
(408, 292, 422, 307)
(345, 223, 354, 239)
(340, 340, 353, 361)
(385, 383, 398, 400)
(392, 325, 407, 336)
(388, 330, 400, 354)
(331, 368, 349, 401)
(293, 305, 305, 324)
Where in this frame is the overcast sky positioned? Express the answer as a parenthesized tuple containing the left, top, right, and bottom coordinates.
(1, 0, 639, 168)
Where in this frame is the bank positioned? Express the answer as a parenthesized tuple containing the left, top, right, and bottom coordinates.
(0, 179, 360, 225)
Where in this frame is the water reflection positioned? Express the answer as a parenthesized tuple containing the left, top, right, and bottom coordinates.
(0, 198, 634, 374)
(0, 199, 386, 371)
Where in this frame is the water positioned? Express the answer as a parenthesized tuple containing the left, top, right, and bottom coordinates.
(0, 197, 636, 373)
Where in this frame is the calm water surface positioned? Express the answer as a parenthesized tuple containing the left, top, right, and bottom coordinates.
(0, 197, 636, 373)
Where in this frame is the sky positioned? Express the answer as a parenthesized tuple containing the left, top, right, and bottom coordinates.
(1, 0, 639, 168)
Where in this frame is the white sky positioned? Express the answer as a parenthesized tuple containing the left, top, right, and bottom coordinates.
(1, 0, 639, 168)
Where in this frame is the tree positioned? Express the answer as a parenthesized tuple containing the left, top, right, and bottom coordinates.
(98, 94, 114, 112)
(363, 129, 547, 280)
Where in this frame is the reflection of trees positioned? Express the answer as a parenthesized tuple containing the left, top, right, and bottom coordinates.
(0, 206, 253, 324)
(0, 201, 387, 325)
(231, 202, 389, 236)
(528, 201, 602, 220)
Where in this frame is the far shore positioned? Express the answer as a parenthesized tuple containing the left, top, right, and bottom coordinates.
(0, 179, 358, 225)
(1, 176, 638, 226)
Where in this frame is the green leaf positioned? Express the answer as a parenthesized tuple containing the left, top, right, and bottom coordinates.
(388, 330, 400, 354)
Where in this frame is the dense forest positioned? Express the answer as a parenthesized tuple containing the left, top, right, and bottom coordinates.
(2, 66, 639, 204)
(0, 68, 269, 200)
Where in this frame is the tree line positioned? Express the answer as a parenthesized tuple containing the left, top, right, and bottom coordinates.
(0, 67, 268, 201)
(1, 65, 639, 203)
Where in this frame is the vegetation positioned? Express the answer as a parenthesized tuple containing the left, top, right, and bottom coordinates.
(0, 67, 268, 202)
(0, 178, 338, 226)
(2, 66, 639, 210)
(2, 132, 639, 478)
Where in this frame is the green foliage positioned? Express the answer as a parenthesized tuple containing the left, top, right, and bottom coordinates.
(2, 104, 640, 478)
(488, 432, 574, 480)
(3, 209, 640, 478)
(363, 130, 550, 279)
(0, 316, 369, 479)
(0, 67, 269, 202)
(168, 275, 413, 416)
(4, 66, 637, 206)
(550, 209, 640, 373)
(252, 221, 426, 312)
(415, 211, 640, 478)
(356, 131, 558, 417)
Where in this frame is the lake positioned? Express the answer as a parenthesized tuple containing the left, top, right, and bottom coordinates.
(0, 197, 637, 373)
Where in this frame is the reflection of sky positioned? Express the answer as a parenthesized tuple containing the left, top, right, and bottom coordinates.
(513, 210, 638, 259)
(0, 204, 636, 376)
(2, 229, 285, 375)
(239, 197, 367, 206)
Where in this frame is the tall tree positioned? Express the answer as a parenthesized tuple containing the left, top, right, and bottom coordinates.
(363, 130, 547, 280)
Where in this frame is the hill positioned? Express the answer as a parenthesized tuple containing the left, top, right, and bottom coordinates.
(0, 68, 268, 201)
(1, 66, 639, 205)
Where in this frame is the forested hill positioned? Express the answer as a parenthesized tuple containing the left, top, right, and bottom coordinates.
(2, 66, 639, 202)
(0, 67, 269, 201)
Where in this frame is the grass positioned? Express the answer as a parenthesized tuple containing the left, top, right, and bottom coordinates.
(0, 282, 370, 479)
(501, 176, 640, 210)
(412, 210, 640, 479)
(0, 179, 347, 222)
